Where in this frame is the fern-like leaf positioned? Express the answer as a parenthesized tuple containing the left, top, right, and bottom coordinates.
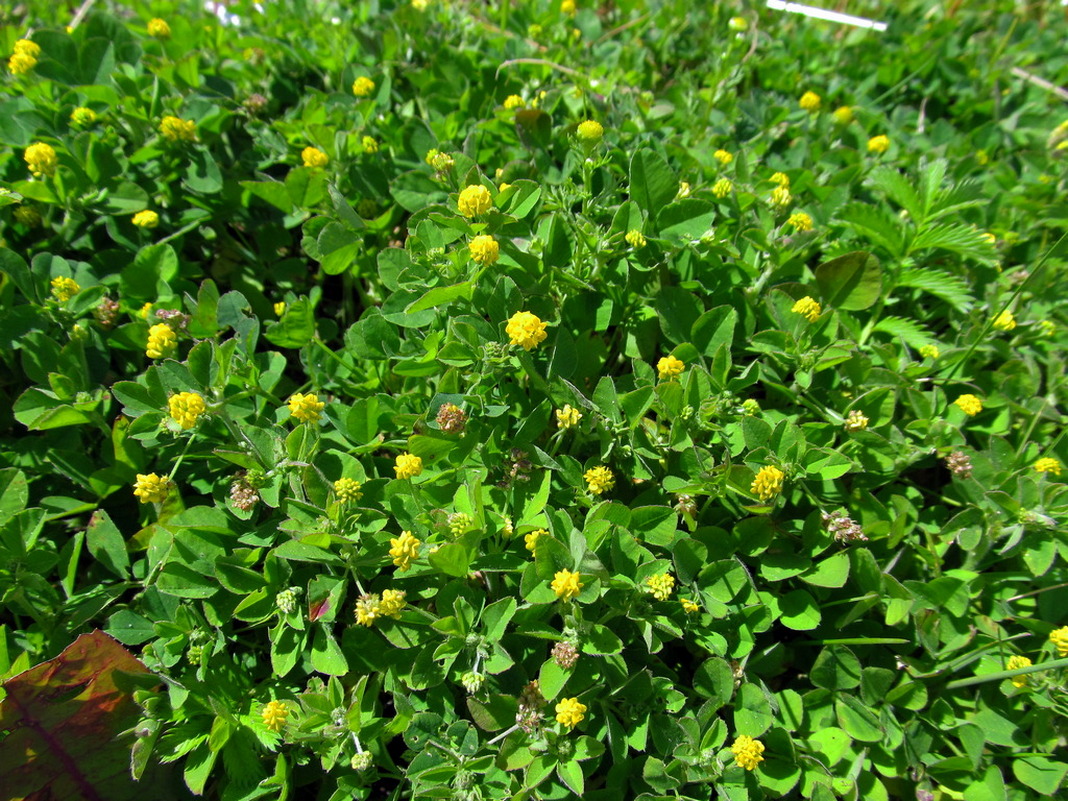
(909, 223, 998, 263)
(873, 316, 932, 348)
(896, 267, 974, 312)
(929, 179, 986, 222)
(869, 166, 924, 223)
(835, 202, 906, 257)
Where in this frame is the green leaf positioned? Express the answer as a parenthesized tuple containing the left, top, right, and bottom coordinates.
(657, 199, 715, 242)
(896, 267, 973, 312)
(405, 282, 473, 314)
(809, 647, 861, 691)
(183, 149, 223, 194)
(910, 223, 997, 263)
(834, 695, 883, 742)
(779, 589, 821, 630)
(801, 552, 850, 588)
(429, 542, 472, 577)
(692, 658, 735, 709)
(241, 180, 294, 213)
(629, 149, 677, 219)
(868, 166, 923, 223)
(872, 316, 931, 348)
(815, 251, 882, 311)
(310, 627, 348, 676)
(834, 202, 905, 257)
(557, 760, 585, 795)
(264, 297, 316, 348)
(1012, 756, 1068, 795)
(85, 510, 130, 578)
(0, 469, 29, 525)
(316, 222, 362, 275)
(105, 610, 156, 645)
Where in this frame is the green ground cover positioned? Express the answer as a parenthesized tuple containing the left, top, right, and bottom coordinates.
(1, 1, 1068, 799)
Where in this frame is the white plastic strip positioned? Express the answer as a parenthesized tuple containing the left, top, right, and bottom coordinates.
(766, 1, 888, 32)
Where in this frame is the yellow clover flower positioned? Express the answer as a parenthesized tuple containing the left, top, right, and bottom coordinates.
(50, 276, 80, 302)
(556, 404, 582, 429)
(503, 94, 525, 110)
(147, 18, 171, 38)
(506, 310, 548, 350)
(355, 594, 381, 626)
(362, 135, 379, 154)
(954, 394, 983, 416)
(731, 735, 765, 771)
(302, 147, 329, 168)
(561, 0, 577, 16)
(681, 598, 700, 614)
(771, 172, 790, 188)
(24, 143, 58, 178)
(992, 310, 1016, 331)
(920, 344, 940, 359)
(274, 301, 287, 316)
(792, 296, 821, 322)
(712, 178, 733, 198)
(334, 477, 363, 503)
(378, 588, 407, 618)
(146, 323, 177, 359)
(394, 452, 424, 479)
(70, 107, 98, 128)
(132, 210, 159, 228)
(770, 186, 792, 208)
(525, 528, 546, 552)
(788, 212, 813, 232)
(1006, 655, 1032, 689)
(469, 234, 500, 265)
(714, 149, 733, 166)
(134, 473, 173, 504)
(262, 700, 289, 732)
(457, 184, 493, 217)
(799, 91, 821, 112)
(551, 569, 583, 600)
(1050, 626, 1068, 656)
(288, 392, 325, 424)
(555, 697, 586, 729)
(646, 573, 675, 601)
(1034, 457, 1062, 476)
(625, 229, 647, 248)
(657, 355, 684, 379)
(352, 76, 376, 98)
(750, 465, 784, 502)
(584, 465, 614, 495)
(14, 39, 41, 58)
(160, 116, 196, 142)
(575, 120, 604, 144)
(8, 52, 37, 74)
(844, 410, 869, 432)
(390, 531, 421, 571)
(868, 135, 890, 154)
(168, 392, 206, 429)
(832, 106, 854, 125)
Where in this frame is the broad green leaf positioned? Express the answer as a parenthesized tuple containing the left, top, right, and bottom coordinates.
(629, 149, 676, 219)
(815, 251, 882, 311)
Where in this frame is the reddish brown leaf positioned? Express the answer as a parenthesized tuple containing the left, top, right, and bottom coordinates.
(0, 631, 155, 801)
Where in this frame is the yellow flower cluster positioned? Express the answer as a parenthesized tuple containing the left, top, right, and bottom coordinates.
(50, 276, 80, 302)
(160, 116, 196, 142)
(584, 465, 614, 495)
(992, 310, 1016, 331)
(712, 178, 733, 198)
(302, 147, 329, 168)
(868, 135, 890, 154)
(833, 106, 854, 125)
(354, 590, 407, 626)
(394, 452, 423, 479)
(555, 697, 586, 729)
(261, 700, 289, 732)
(770, 186, 792, 208)
(70, 107, 98, 127)
(625, 229, 646, 248)
(556, 404, 582, 429)
(771, 172, 790, 188)
(525, 528, 547, 552)
(1006, 655, 1032, 688)
(731, 735, 765, 771)
(503, 94, 525, 110)
(681, 598, 700, 614)
(288, 392, 325, 424)
(561, 0, 577, 16)
(552, 569, 583, 600)
(714, 149, 733, 166)
(657, 355, 684, 379)
(9, 40, 40, 75)
(469, 234, 500, 265)
(168, 392, 206, 429)
(147, 18, 171, 38)
(750, 465, 784, 502)
(920, 344, 940, 359)
(352, 76, 376, 98)
(799, 91, 821, 112)
(575, 120, 604, 144)
(457, 184, 493, 217)
(134, 472, 173, 504)
(844, 410, 869, 432)
(362, 136, 379, 154)
(334, 477, 363, 503)
(146, 323, 177, 359)
(1034, 457, 1062, 476)
(792, 296, 821, 322)
(24, 143, 57, 178)
(426, 149, 454, 172)
(132, 210, 159, 228)
(506, 310, 548, 350)
(390, 531, 421, 571)
(1050, 627, 1068, 656)
(788, 212, 813, 232)
(954, 394, 983, 416)
(646, 573, 675, 601)
(379, 589, 407, 617)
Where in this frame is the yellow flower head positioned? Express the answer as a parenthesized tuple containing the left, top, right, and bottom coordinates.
(750, 465, 784, 502)
(552, 569, 583, 600)
(646, 573, 675, 601)
(575, 120, 604, 144)
(556, 404, 582, 429)
(625, 229, 646, 248)
(657, 355, 685, 379)
(676, 181, 691, 199)
(394, 452, 424, 479)
(792, 296, 821, 322)
(525, 528, 547, 552)
(469, 234, 500, 265)
(954, 394, 983, 416)
(457, 184, 493, 218)
(506, 310, 548, 350)
(681, 598, 700, 614)
(799, 91, 821, 112)
(8, 52, 37, 74)
(833, 106, 854, 125)
(288, 392, 325, 424)
(731, 735, 765, 771)
(503, 94, 524, 110)
(132, 210, 159, 228)
(261, 700, 289, 732)
(146, 323, 177, 359)
(771, 172, 790, 188)
(788, 212, 813, 232)
(134, 472, 173, 504)
(70, 107, 98, 127)
(302, 147, 329, 168)
(583, 465, 614, 495)
(160, 116, 196, 142)
(14, 39, 41, 58)
(334, 477, 363, 503)
(770, 186, 792, 208)
(844, 410, 869, 432)
(274, 301, 286, 316)
(1039, 319, 1056, 337)
(1006, 655, 1032, 688)
(390, 530, 421, 571)
(50, 276, 80, 302)
(379, 588, 407, 618)
(168, 392, 206, 429)
(868, 135, 890, 154)
(919, 344, 940, 359)
(362, 135, 379, 154)
(24, 143, 58, 178)
(712, 178, 733, 198)
(355, 594, 381, 626)
(1034, 457, 1062, 476)
(992, 310, 1016, 331)
(147, 18, 171, 38)
(555, 697, 586, 729)
(561, 0, 577, 16)
(728, 16, 748, 31)
(426, 149, 454, 172)
(352, 76, 376, 98)
(1050, 626, 1068, 656)
(714, 149, 733, 166)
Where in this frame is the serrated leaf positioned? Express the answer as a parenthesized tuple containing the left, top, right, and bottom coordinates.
(815, 251, 883, 311)
(869, 166, 923, 223)
(835, 203, 905, 257)
(873, 316, 931, 348)
(909, 223, 997, 263)
(896, 267, 974, 312)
